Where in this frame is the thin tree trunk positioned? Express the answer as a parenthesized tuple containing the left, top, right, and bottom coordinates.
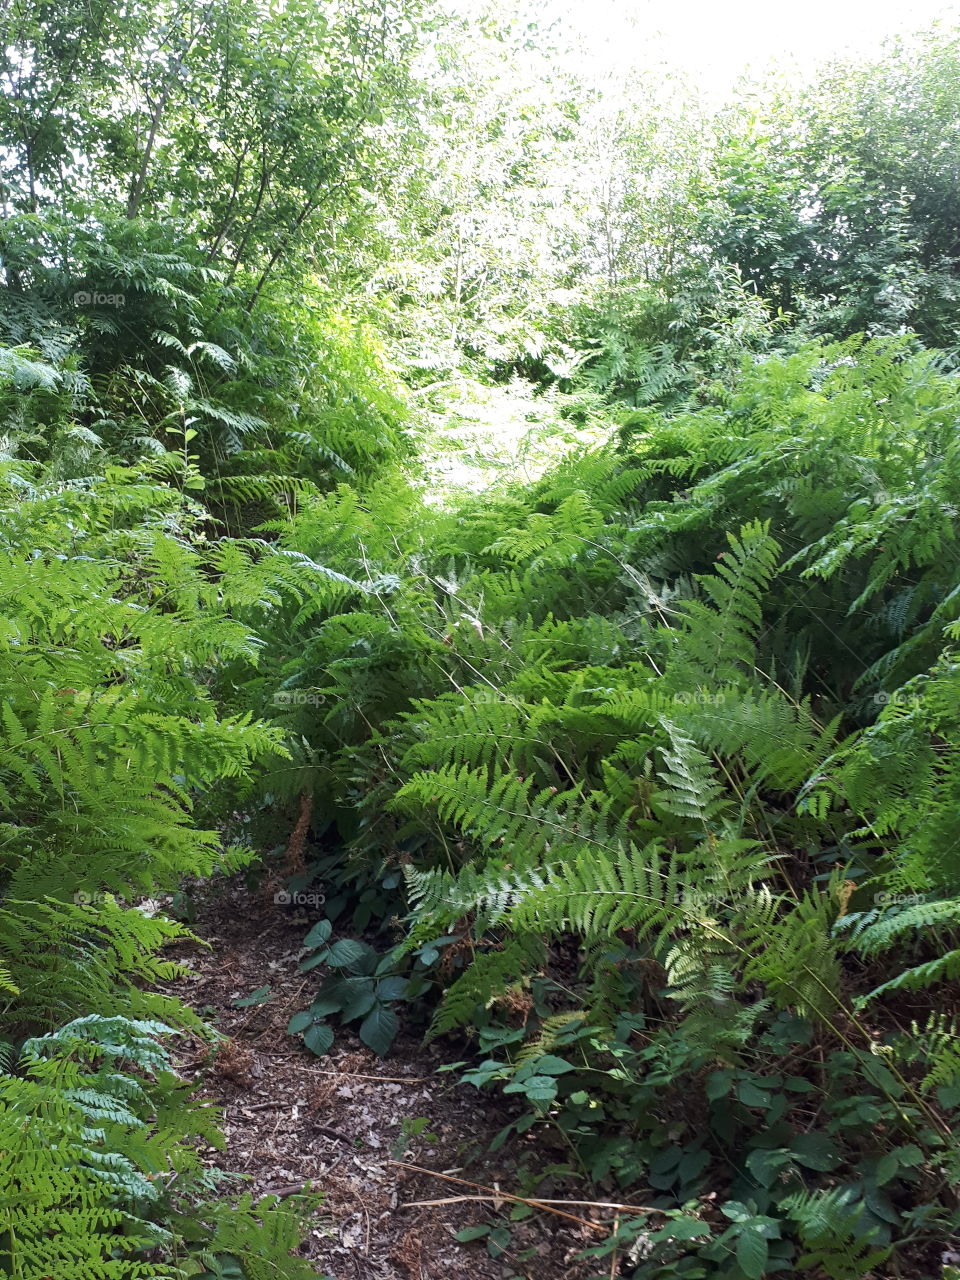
(126, 81, 174, 219)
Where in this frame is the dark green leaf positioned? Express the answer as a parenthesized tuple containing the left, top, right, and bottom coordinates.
(376, 976, 409, 1001)
(303, 920, 333, 948)
(736, 1228, 768, 1280)
(455, 1225, 490, 1243)
(232, 985, 271, 1008)
(326, 938, 375, 971)
(303, 1022, 334, 1056)
(358, 1004, 399, 1057)
(790, 1132, 840, 1171)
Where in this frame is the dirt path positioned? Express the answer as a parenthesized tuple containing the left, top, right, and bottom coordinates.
(165, 881, 604, 1280)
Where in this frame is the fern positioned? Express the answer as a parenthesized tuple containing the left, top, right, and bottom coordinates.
(674, 519, 781, 683)
(0, 1017, 196, 1279)
(781, 1187, 891, 1279)
(429, 936, 546, 1038)
(0, 1016, 321, 1279)
(0, 458, 291, 1022)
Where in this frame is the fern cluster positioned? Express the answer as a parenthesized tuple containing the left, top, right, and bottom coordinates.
(0, 452, 328, 1276)
(255, 337, 960, 1277)
(0, 1016, 320, 1280)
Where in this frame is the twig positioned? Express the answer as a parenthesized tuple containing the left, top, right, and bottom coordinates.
(389, 1161, 658, 1233)
(251, 978, 310, 1042)
(347, 1186, 371, 1254)
(313, 1122, 353, 1143)
(309, 1069, 435, 1084)
(235, 1101, 350, 1143)
(259, 1051, 435, 1084)
(609, 1211, 620, 1279)
(402, 1194, 660, 1214)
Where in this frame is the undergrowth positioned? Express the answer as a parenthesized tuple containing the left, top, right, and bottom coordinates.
(248, 336, 960, 1278)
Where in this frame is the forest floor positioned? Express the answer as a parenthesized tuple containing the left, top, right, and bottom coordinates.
(165, 880, 609, 1280)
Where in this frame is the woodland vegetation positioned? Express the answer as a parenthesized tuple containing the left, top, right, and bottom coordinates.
(1, 1, 960, 1276)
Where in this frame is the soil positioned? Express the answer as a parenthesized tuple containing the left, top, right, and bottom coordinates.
(163, 880, 613, 1280)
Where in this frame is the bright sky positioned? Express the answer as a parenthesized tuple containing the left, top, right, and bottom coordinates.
(517, 0, 960, 98)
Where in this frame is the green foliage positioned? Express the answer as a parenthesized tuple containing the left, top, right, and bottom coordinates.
(7, 6, 960, 1277)
(0, 1015, 321, 1279)
(0, 455, 328, 1276)
(288, 924, 429, 1057)
(262, 338, 960, 1277)
(0, 457, 288, 1016)
(0, 0, 421, 286)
